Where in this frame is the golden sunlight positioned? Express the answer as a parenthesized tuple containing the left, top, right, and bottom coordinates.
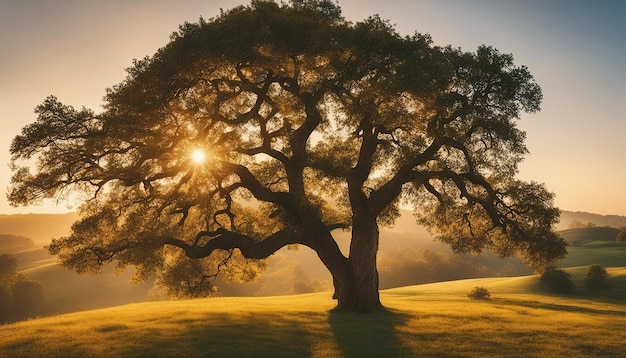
(191, 149, 206, 164)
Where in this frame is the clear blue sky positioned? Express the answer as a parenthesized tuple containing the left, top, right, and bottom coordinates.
(1, 0, 624, 215)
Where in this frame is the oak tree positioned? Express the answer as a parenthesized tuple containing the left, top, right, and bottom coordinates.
(8, 0, 566, 312)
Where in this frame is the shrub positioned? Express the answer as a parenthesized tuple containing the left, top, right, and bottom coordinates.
(616, 229, 626, 242)
(0, 255, 45, 323)
(585, 264, 609, 291)
(0, 254, 18, 275)
(467, 286, 491, 300)
(539, 267, 573, 293)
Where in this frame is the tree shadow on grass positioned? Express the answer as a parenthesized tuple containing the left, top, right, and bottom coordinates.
(491, 298, 626, 316)
(155, 311, 321, 357)
(327, 308, 414, 358)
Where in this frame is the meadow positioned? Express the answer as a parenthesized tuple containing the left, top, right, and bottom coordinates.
(1, 266, 624, 358)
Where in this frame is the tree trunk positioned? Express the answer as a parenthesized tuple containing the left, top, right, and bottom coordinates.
(331, 216, 383, 313)
(297, 205, 383, 313)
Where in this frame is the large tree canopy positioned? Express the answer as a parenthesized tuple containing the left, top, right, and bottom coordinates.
(9, 0, 566, 312)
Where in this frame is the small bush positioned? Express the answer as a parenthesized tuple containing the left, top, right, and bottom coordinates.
(539, 267, 573, 294)
(467, 286, 491, 300)
(0, 254, 18, 275)
(585, 264, 609, 291)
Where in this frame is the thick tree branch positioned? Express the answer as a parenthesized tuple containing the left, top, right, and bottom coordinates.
(238, 146, 289, 164)
(164, 227, 301, 260)
(347, 120, 378, 212)
(218, 161, 294, 208)
(285, 92, 323, 200)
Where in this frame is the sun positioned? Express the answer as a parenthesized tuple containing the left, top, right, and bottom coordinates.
(191, 149, 206, 164)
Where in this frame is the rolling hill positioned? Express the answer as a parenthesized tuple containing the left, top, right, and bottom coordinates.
(558, 226, 621, 245)
(0, 213, 78, 243)
(558, 226, 626, 268)
(558, 211, 626, 230)
(0, 267, 624, 357)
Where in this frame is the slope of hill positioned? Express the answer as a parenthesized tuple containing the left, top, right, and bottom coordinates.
(0, 268, 624, 358)
(0, 234, 35, 253)
(0, 234, 154, 316)
(24, 261, 155, 315)
(558, 226, 620, 244)
(558, 226, 626, 268)
(557, 211, 626, 230)
(0, 213, 78, 243)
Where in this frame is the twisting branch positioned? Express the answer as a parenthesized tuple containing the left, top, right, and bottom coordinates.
(212, 177, 237, 230)
(84, 244, 130, 266)
(164, 227, 302, 260)
(436, 170, 509, 233)
(218, 161, 298, 214)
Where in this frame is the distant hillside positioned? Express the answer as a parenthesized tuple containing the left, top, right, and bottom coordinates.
(558, 210, 626, 231)
(558, 226, 620, 245)
(1, 210, 624, 242)
(557, 226, 626, 268)
(2, 241, 154, 316)
(0, 234, 35, 253)
(0, 213, 78, 243)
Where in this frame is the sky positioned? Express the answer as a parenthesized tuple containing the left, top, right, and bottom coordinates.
(0, 0, 624, 216)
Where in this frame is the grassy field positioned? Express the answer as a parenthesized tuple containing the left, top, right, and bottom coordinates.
(558, 226, 626, 268)
(1, 266, 624, 358)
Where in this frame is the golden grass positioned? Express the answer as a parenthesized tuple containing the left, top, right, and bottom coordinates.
(1, 268, 624, 357)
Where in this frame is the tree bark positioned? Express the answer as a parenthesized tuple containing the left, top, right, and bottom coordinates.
(331, 214, 383, 313)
